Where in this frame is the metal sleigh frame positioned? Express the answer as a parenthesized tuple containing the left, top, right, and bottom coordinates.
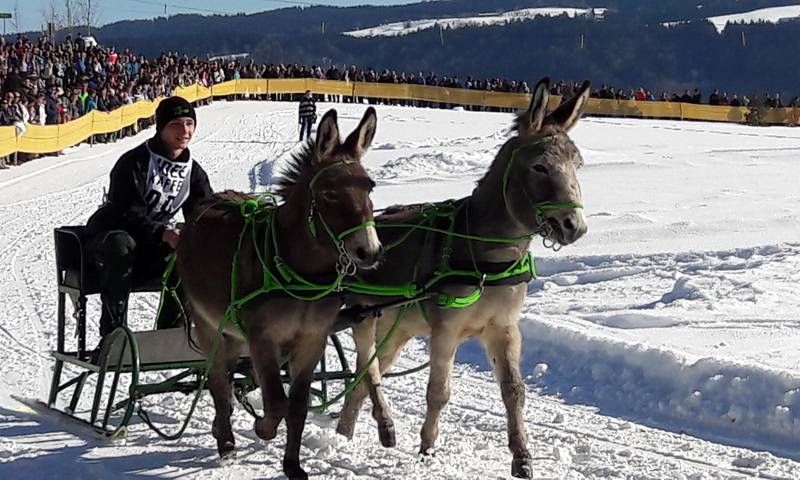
(48, 225, 355, 439)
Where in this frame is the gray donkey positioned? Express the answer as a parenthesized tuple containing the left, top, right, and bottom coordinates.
(337, 77, 590, 478)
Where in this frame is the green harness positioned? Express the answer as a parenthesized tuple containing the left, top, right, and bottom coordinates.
(152, 136, 584, 420)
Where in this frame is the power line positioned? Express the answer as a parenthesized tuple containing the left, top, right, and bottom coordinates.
(124, 0, 235, 16)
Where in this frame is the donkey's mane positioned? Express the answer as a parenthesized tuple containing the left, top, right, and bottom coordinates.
(475, 135, 515, 188)
(275, 142, 314, 199)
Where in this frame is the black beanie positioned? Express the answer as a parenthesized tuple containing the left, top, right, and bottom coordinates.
(156, 96, 196, 132)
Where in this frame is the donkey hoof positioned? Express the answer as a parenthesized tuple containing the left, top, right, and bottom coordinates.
(418, 446, 435, 457)
(511, 456, 534, 479)
(217, 439, 236, 458)
(335, 420, 355, 440)
(283, 461, 308, 480)
(255, 416, 281, 441)
(378, 422, 396, 448)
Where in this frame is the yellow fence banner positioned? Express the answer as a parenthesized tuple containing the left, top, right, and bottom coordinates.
(0, 126, 17, 158)
(353, 82, 411, 101)
(764, 106, 800, 125)
(121, 99, 157, 128)
(307, 79, 354, 96)
(91, 109, 125, 135)
(210, 81, 236, 96)
(236, 79, 269, 95)
(16, 123, 63, 154)
(2, 79, 799, 159)
(56, 114, 95, 150)
(269, 78, 312, 94)
(197, 84, 213, 100)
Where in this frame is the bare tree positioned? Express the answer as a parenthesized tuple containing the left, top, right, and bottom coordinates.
(74, 0, 100, 35)
(64, 0, 76, 35)
(41, 0, 65, 33)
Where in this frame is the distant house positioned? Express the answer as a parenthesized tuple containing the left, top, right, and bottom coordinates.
(583, 8, 606, 21)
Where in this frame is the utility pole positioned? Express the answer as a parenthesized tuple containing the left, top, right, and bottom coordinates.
(87, 0, 91, 36)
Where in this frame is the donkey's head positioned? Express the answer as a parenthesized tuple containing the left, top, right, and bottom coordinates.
(501, 77, 589, 246)
(305, 107, 383, 270)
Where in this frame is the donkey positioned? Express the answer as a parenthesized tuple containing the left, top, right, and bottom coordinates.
(336, 78, 590, 478)
(176, 107, 382, 480)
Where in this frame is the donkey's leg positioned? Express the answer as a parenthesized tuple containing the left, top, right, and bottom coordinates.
(419, 327, 460, 455)
(283, 335, 327, 480)
(480, 321, 532, 479)
(337, 317, 413, 446)
(336, 319, 374, 439)
(196, 322, 241, 457)
(249, 335, 288, 441)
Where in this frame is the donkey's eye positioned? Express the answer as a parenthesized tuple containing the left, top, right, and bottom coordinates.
(321, 190, 339, 202)
(532, 164, 549, 175)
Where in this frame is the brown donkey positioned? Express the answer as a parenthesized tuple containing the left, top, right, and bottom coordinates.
(177, 107, 382, 480)
(336, 78, 590, 478)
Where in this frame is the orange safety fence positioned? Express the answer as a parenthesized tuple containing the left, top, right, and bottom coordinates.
(2, 79, 798, 158)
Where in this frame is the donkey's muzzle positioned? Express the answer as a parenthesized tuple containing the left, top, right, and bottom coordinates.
(547, 210, 587, 246)
(346, 226, 384, 270)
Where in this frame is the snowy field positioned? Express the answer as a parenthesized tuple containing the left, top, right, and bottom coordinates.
(343, 7, 605, 37)
(664, 5, 800, 32)
(1, 101, 799, 479)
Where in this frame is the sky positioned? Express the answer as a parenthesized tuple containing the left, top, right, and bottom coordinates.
(0, 0, 427, 34)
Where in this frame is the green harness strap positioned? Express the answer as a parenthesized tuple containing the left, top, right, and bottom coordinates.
(151, 137, 586, 416)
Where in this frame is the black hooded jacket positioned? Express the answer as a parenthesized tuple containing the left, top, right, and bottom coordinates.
(87, 136, 213, 244)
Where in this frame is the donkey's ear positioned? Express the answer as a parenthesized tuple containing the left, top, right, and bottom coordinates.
(515, 77, 550, 136)
(344, 107, 377, 158)
(315, 109, 340, 162)
(545, 80, 591, 132)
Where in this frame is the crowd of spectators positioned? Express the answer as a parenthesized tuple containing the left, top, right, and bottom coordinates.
(1, 33, 797, 168)
(562, 81, 799, 108)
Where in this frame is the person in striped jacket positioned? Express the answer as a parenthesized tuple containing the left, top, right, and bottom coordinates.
(298, 90, 317, 141)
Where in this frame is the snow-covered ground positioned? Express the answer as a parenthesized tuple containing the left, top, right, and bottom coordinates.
(343, 7, 605, 37)
(1, 101, 799, 479)
(664, 5, 800, 32)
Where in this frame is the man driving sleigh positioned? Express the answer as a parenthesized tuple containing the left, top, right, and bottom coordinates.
(85, 96, 213, 348)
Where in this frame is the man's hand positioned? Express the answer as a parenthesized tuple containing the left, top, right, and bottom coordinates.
(162, 228, 181, 249)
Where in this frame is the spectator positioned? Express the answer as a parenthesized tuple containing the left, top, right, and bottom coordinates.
(84, 97, 213, 345)
(709, 89, 720, 106)
(691, 88, 702, 104)
(298, 90, 316, 142)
